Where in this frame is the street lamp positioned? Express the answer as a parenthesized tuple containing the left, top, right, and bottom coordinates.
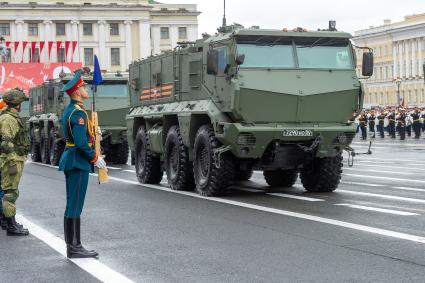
(395, 78, 402, 106)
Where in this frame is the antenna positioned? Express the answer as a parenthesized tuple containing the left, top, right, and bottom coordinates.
(222, 0, 227, 28)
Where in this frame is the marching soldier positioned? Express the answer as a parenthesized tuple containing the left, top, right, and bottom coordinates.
(59, 71, 107, 258)
(396, 108, 406, 140)
(387, 109, 396, 138)
(358, 112, 367, 140)
(0, 89, 30, 236)
(406, 111, 413, 137)
(412, 108, 421, 139)
(0, 98, 8, 230)
(368, 110, 376, 138)
(376, 110, 385, 138)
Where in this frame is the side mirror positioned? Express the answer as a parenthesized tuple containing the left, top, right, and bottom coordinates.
(362, 52, 374, 77)
(236, 54, 245, 65)
(207, 50, 218, 75)
(58, 91, 64, 100)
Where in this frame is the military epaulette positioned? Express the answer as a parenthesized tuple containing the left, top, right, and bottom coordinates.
(74, 104, 83, 111)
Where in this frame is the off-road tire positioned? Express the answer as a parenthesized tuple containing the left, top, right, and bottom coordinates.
(135, 126, 162, 184)
(110, 139, 129, 165)
(264, 169, 298, 187)
(30, 127, 41, 162)
(300, 154, 343, 192)
(131, 150, 135, 165)
(40, 128, 50, 164)
(49, 127, 64, 166)
(193, 125, 235, 197)
(164, 126, 194, 191)
(235, 169, 254, 181)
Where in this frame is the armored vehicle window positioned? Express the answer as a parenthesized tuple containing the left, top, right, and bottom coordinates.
(216, 47, 228, 74)
(87, 84, 128, 97)
(237, 43, 294, 68)
(296, 38, 353, 70)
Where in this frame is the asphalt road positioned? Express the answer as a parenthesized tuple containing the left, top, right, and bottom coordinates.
(1, 135, 425, 283)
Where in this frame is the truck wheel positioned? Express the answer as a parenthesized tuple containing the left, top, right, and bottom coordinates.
(135, 126, 162, 184)
(131, 150, 135, 165)
(235, 169, 254, 181)
(164, 126, 194, 191)
(264, 170, 298, 187)
(111, 139, 129, 165)
(30, 128, 41, 162)
(300, 154, 343, 192)
(193, 125, 235, 196)
(40, 129, 50, 164)
(49, 128, 64, 166)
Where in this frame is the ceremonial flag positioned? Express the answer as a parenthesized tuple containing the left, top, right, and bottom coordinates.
(93, 55, 103, 86)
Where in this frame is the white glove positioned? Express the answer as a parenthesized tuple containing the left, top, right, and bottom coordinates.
(97, 127, 103, 141)
(95, 156, 107, 169)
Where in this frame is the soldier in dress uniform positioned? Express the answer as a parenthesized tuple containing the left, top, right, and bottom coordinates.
(396, 108, 406, 140)
(59, 71, 106, 258)
(367, 109, 376, 138)
(412, 107, 421, 139)
(0, 89, 30, 236)
(405, 110, 413, 137)
(376, 110, 385, 138)
(357, 112, 367, 140)
(387, 109, 396, 138)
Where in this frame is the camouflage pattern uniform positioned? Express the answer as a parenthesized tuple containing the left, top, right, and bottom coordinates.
(0, 88, 30, 236)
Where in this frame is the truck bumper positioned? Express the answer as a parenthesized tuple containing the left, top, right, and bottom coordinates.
(216, 123, 356, 159)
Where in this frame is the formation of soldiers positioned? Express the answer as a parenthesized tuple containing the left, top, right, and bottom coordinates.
(353, 107, 425, 140)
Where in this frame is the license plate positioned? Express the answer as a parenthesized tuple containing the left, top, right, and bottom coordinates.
(283, 129, 313, 137)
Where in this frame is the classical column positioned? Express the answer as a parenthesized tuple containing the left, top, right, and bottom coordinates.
(398, 42, 403, 78)
(71, 20, 79, 62)
(97, 20, 107, 69)
(124, 20, 133, 67)
(15, 20, 24, 62)
(43, 20, 52, 63)
(418, 38, 423, 77)
(170, 26, 179, 48)
(411, 39, 416, 77)
(188, 25, 198, 42)
(393, 42, 398, 79)
(405, 40, 410, 78)
(151, 25, 160, 55)
(138, 19, 151, 59)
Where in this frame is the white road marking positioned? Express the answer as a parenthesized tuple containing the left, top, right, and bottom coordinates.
(344, 168, 415, 176)
(343, 173, 425, 184)
(338, 190, 425, 204)
(123, 169, 136, 173)
(392, 187, 425, 192)
(357, 161, 395, 164)
(267, 193, 324, 202)
(352, 163, 425, 172)
(16, 215, 135, 283)
(106, 166, 121, 170)
(357, 157, 425, 164)
(334, 204, 419, 216)
(341, 181, 384, 187)
(28, 162, 425, 244)
(352, 141, 425, 147)
(233, 187, 264, 193)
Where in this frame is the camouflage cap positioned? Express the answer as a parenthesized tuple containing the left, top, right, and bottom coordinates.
(2, 87, 29, 105)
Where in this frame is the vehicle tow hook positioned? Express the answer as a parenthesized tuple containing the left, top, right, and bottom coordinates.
(344, 141, 373, 167)
(213, 146, 231, 169)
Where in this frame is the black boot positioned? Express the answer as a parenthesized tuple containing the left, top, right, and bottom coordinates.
(6, 216, 29, 236)
(0, 214, 7, 230)
(65, 217, 98, 258)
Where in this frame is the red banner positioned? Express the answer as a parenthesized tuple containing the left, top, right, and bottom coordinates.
(47, 41, 54, 62)
(21, 41, 28, 63)
(39, 42, 45, 63)
(64, 41, 71, 62)
(71, 41, 78, 62)
(13, 42, 20, 60)
(31, 42, 37, 62)
(56, 41, 62, 62)
(5, 41, 10, 48)
(0, 63, 82, 94)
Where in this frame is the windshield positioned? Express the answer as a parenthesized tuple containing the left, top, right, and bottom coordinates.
(86, 84, 128, 97)
(237, 37, 353, 70)
(237, 44, 295, 68)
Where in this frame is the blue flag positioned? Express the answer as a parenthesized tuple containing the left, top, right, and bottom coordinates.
(93, 55, 103, 86)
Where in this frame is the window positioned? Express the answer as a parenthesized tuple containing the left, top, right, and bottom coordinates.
(31, 47, 39, 62)
(110, 23, 119, 36)
(0, 23, 10, 36)
(216, 47, 228, 74)
(178, 27, 187, 39)
(84, 48, 93, 65)
(87, 84, 128, 97)
(83, 23, 93, 36)
(296, 41, 353, 70)
(28, 23, 38, 36)
(160, 27, 169, 39)
(57, 47, 65, 62)
(111, 48, 120, 65)
(56, 23, 66, 36)
(237, 43, 294, 68)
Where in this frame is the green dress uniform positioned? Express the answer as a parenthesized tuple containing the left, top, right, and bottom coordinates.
(0, 88, 30, 236)
(59, 71, 99, 258)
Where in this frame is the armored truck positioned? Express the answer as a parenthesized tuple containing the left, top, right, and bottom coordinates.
(28, 73, 129, 166)
(127, 26, 373, 196)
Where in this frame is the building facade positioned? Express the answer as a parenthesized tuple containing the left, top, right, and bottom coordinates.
(0, 0, 200, 72)
(353, 14, 425, 108)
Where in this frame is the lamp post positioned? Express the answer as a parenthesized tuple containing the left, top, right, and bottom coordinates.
(395, 78, 402, 106)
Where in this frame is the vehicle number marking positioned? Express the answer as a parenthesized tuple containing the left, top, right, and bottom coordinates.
(282, 129, 313, 137)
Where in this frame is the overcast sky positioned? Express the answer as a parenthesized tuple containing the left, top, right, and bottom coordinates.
(161, 0, 425, 36)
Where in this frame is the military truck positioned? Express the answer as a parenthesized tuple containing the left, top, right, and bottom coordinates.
(126, 25, 373, 196)
(28, 73, 129, 166)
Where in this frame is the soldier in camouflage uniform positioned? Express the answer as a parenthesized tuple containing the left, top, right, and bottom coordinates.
(0, 88, 30, 236)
